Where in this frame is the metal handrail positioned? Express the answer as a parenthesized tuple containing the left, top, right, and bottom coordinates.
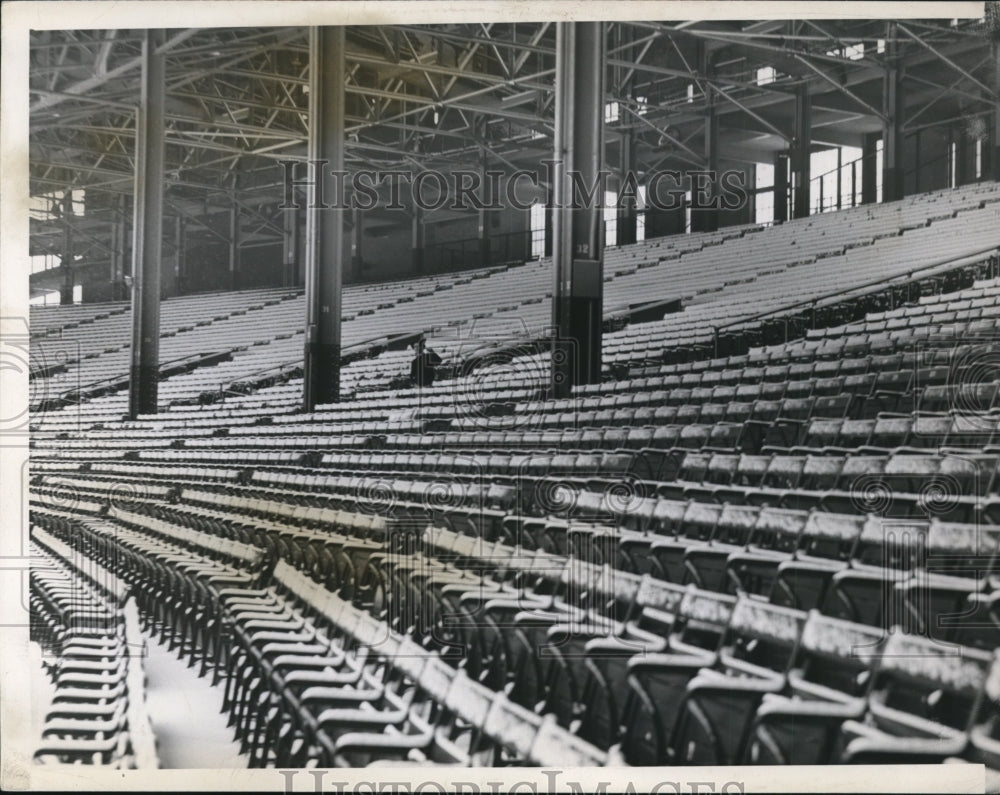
(54, 350, 227, 403)
(711, 244, 1000, 355)
(214, 330, 419, 397)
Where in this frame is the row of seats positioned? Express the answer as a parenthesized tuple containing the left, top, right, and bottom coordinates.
(30, 526, 158, 768)
(29, 498, 606, 769)
(29, 484, 1000, 771)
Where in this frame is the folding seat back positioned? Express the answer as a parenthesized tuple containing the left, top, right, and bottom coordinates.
(599, 451, 634, 476)
(711, 385, 737, 404)
(668, 387, 693, 407)
(649, 498, 689, 536)
(618, 589, 735, 765)
(871, 416, 914, 450)
(652, 501, 722, 584)
(674, 403, 703, 424)
(677, 423, 711, 450)
(759, 455, 803, 490)
(852, 516, 929, 579)
(683, 505, 760, 593)
(708, 422, 743, 451)
(705, 504, 758, 549)
(652, 405, 678, 425)
(798, 384, 838, 413)
(782, 370, 815, 398)
(719, 368, 743, 386)
(670, 598, 806, 765)
(789, 362, 815, 382)
(841, 633, 993, 764)
(882, 453, 942, 501)
(735, 453, 772, 487)
(836, 418, 875, 449)
(750, 507, 807, 555)
(717, 597, 806, 677)
(969, 651, 1000, 772)
(910, 415, 951, 447)
(772, 512, 863, 611)
(947, 414, 999, 448)
(540, 429, 564, 448)
(918, 384, 955, 414)
(835, 454, 888, 492)
(735, 383, 763, 403)
(723, 401, 753, 423)
(806, 379, 842, 406)
(698, 403, 728, 425)
(632, 406, 656, 426)
(812, 359, 842, 379)
(705, 453, 739, 485)
(750, 399, 782, 422)
(622, 426, 653, 451)
(799, 454, 845, 491)
(723, 506, 806, 598)
(699, 370, 722, 388)
(870, 353, 904, 375)
(679, 452, 710, 483)
(760, 381, 789, 401)
(799, 512, 864, 562)
(678, 501, 722, 542)
(802, 419, 844, 448)
(843, 372, 877, 399)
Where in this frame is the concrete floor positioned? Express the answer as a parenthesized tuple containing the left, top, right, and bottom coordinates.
(140, 631, 248, 769)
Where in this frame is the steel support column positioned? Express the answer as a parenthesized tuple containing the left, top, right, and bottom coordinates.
(283, 202, 298, 287)
(350, 206, 363, 281)
(693, 46, 719, 233)
(228, 197, 240, 290)
(303, 25, 345, 410)
(478, 148, 490, 267)
(862, 133, 879, 204)
(109, 211, 121, 299)
(128, 29, 166, 418)
(174, 217, 185, 295)
(544, 191, 553, 257)
(791, 86, 811, 219)
(617, 130, 638, 245)
(551, 21, 605, 398)
(615, 25, 637, 247)
(59, 191, 74, 305)
(992, 40, 1000, 181)
(412, 207, 424, 274)
(882, 22, 905, 202)
(773, 152, 788, 222)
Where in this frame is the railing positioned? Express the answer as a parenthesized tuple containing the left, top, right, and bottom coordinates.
(710, 244, 1000, 357)
(214, 330, 426, 403)
(808, 150, 875, 214)
(422, 229, 533, 273)
(47, 350, 231, 409)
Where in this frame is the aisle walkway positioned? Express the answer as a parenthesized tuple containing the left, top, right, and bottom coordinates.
(141, 631, 248, 768)
(28, 642, 57, 751)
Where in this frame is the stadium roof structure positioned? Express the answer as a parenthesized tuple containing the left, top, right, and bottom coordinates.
(28, 18, 999, 291)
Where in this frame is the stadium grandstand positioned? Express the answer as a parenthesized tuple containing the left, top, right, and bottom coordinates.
(17, 9, 1000, 781)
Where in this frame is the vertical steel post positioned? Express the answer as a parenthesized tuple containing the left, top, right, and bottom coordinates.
(551, 22, 606, 397)
(302, 26, 345, 410)
(128, 29, 166, 418)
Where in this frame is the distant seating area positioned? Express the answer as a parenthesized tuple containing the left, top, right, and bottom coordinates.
(31, 183, 1000, 414)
